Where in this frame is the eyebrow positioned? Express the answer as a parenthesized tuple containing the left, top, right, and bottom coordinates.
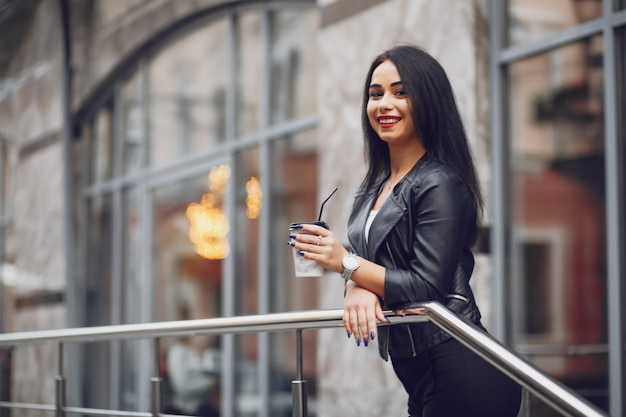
(369, 81, 403, 88)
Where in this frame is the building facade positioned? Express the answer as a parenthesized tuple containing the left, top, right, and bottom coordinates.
(0, 0, 624, 416)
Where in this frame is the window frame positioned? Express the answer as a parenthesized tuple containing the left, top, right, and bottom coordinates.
(73, 1, 318, 415)
(489, 1, 626, 415)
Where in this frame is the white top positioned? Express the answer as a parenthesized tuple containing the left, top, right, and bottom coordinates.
(365, 210, 378, 244)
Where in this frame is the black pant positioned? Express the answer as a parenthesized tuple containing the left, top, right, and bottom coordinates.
(391, 338, 521, 417)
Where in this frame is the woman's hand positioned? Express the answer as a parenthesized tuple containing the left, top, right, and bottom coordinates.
(343, 281, 387, 347)
(287, 223, 346, 274)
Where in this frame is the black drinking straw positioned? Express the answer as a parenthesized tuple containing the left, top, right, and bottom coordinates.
(317, 187, 338, 222)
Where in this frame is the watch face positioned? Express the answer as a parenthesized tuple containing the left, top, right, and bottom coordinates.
(343, 255, 359, 270)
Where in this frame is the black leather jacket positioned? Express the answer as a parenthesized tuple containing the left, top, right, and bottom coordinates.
(347, 154, 482, 360)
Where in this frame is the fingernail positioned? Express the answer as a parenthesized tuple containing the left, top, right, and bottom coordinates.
(386, 318, 391, 323)
(356, 339, 361, 347)
(364, 339, 369, 347)
(347, 330, 351, 338)
(294, 224, 303, 229)
(289, 234, 296, 239)
(370, 332, 376, 340)
(288, 241, 296, 247)
(297, 251, 304, 256)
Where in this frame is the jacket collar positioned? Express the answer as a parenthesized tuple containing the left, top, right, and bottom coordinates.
(348, 155, 428, 259)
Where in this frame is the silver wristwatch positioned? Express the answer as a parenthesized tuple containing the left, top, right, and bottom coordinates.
(341, 253, 360, 281)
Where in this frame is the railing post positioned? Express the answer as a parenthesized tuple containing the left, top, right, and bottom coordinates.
(151, 338, 162, 417)
(0, 347, 12, 417)
(55, 343, 66, 417)
(523, 387, 530, 417)
(291, 329, 307, 417)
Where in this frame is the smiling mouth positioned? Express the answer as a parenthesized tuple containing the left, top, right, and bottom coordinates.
(378, 117, 400, 127)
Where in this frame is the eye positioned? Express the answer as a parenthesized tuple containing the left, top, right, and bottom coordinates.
(369, 90, 383, 99)
(395, 89, 407, 97)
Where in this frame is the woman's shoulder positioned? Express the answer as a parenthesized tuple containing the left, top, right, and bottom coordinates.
(409, 158, 463, 189)
(408, 160, 474, 213)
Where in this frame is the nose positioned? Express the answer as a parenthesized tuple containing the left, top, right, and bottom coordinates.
(378, 93, 393, 111)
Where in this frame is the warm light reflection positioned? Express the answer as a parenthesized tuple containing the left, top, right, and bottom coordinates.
(246, 176, 262, 219)
(186, 165, 230, 260)
(208, 164, 230, 193)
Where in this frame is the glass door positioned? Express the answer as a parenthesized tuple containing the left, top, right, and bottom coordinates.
(507, 35, 608, 413)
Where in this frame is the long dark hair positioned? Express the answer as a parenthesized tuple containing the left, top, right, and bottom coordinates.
(357, 44, 483, 222)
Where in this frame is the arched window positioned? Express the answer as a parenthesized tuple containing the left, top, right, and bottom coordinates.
(76, 2, 319, 415)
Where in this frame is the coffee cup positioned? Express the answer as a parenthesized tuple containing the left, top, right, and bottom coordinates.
(289, 221, 329, 277)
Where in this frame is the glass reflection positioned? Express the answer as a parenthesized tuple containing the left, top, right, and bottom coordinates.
(83, 194, 114, 409)
(81, 3, 319, 415)
(187, 165, 231, 260)
(91, 107, 114, 184)
(122, 186, 140, 324)
(119, 186, 146, 410)
(86, 194, 114, 326)
(0, 143, 15, 385)
(270, 9, 318, 124)
(269, 129, 319, 313)
(508, 0, 602, 46)
(163, 333, 221, 416)
(234, 146, 260, 415)
(153, 173, 225, 415)
(236, 12, 263, 137)
(508, 35, 608, 411)
(269, 130, 319, 416)
(121, 72, 144, 174)
(233, 147, 260, 317)
(148, 19, 229, 167)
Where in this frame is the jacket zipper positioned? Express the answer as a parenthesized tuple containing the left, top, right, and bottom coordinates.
(385, 240, 417, 357)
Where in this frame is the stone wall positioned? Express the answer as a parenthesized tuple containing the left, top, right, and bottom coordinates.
(315, 1, 490, 415)
(0, 0, 66, 412)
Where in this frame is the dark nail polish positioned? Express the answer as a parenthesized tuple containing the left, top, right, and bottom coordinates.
(297, 251, 304, 256)
(386, 318, 391, 323)
(288, 241, 296, 247)
(364, 339, 369, 347)
(347, 330, 351, 338)
(289, 234, 296, 239)
(370, 332, 376, 340)
(356, 339, 360, 347)
(294, 224, 303, 229)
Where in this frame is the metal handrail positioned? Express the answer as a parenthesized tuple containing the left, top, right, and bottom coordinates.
(0, 302, 609, 417)
(418, 302, 608, 417)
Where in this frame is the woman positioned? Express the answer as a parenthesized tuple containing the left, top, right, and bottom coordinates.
(288, 45, 521, 417)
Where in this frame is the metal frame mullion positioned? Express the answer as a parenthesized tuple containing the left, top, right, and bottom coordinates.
(138, 59, 152, 326)
(499, 9, 626, 65)
(603, 2, 623, 416)
(109, 81, 125, 410)
(136, 58, 152, 413)
(0, 141, 6, 335)
(257, 10, 273, 417)
(68, 114, 92, 412)
(500, 17, 604, 63)
(221, 11, 238, 417)
(488, 0, 510, 343)
(612, 8, 626, 26)
(80, 114, 318, 199)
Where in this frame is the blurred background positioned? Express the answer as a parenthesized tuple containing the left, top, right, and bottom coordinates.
(0, 0, 624, 416)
